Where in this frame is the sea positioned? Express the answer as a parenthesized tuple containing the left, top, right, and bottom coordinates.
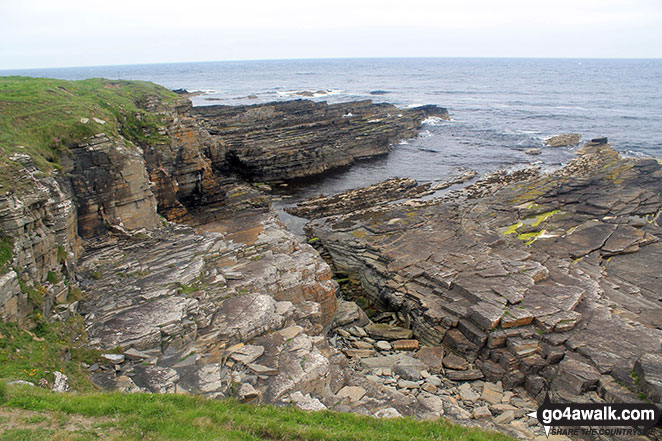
(4, 58, 661, 213)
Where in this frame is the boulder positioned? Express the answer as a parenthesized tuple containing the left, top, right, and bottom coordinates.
(544, 133, 581, 147)
(365, 323, 414, 340)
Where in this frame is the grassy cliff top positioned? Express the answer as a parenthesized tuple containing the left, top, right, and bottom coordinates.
(0, 76, 177, 192)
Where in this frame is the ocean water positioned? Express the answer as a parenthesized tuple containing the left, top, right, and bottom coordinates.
(4, 58, 661, 204)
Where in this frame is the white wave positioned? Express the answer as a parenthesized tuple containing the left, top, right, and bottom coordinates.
(276, 89, 343, 98)
(398, 140, 409, 145)
(419, 130, 432, 138)
(189, 88, 219, 94)
(422, 116, 446, 126)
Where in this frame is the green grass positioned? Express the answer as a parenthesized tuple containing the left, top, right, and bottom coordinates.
(0, 385, 516, 441)
(0, 320, 100, 391)
(0, 76, 177, 192)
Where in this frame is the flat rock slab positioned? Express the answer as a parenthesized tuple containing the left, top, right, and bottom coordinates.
(443, 353, 469, 371)
(553, 356, 601, 395)
(415, 347, 445, 373)
(337, 386, 366, 402)
(392, 339, 419, 351)
(360, 353, 427, 370)
(446, 369, 484, 381)
(365, 323, 414, 340)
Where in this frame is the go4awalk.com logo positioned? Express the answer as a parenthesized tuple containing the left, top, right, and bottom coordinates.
(527, 394, 661, 438)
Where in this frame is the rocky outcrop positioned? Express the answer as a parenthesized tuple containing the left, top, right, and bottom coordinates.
(191, 100, 449, 182)
(0, 153, 78, 325)
(78, 208, 339, 402)
(544, 133, 581, 147)
(306, 140, 662, 409)
(63, 134, 160, 238)
(285, 171, 476, 220)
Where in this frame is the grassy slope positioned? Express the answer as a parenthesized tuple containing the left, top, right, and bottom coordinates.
(0, 385, 516, 441)
(0, 76, 177, 192)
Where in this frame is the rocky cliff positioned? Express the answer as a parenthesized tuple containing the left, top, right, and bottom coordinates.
(304, 139, 662, 411)
(1, 78, 464, 425)
(191, 100, 449, 182)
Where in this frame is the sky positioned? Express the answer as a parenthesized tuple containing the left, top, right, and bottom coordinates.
(0, 0, 661, 69)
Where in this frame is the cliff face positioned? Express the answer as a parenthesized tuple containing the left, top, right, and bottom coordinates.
(64, 134, 160, 238)
(0, 153, 77, 325)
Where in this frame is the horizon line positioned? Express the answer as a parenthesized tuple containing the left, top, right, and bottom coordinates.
(2, 55, 661, 72)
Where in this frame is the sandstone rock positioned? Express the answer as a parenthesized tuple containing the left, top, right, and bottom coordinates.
(443, 353, 469, 370)
(375, 341, 392, 351)
(230, 345, 265, 365)
(544, 133, 581, 147)
(394, 364, 422, 381)
(192, 100, 448, 182)
(459, 383, 479, 402)
(494, 410, 515, 425)
(337, 386, 366, 402)
(446, 369, 484, 381)
(115, 375, 141, 393)
(392, 339, 419, 351)
(418, 395, 445, 414)
(525, 148, 542, 155)
(101, 354, 125, 364)
(131, 366, 179, 393)
(123, 348, 151, 360)
(344, 349, 376, 358)
(480, 382, 503, 405)
(473, 406, 492, 419)
(397, 379, 420, 389)
(360, 353, 426, 370)
(415, 347, 444, 373)
(469, 302, 503, 330)
(365, 323, 413, 340)
(332, 300, 370, 328)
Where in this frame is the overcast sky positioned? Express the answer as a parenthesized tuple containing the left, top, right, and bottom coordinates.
(1, 0, 660, 69)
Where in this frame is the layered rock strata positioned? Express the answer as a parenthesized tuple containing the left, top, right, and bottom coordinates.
(191, 100, 449, 182)
(305, 140, 662, 409)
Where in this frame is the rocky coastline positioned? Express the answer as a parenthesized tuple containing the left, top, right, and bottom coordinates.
(1, 80, 660, 441)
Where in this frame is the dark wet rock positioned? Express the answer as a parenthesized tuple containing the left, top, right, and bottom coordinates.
(191, 100, 449, 182)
